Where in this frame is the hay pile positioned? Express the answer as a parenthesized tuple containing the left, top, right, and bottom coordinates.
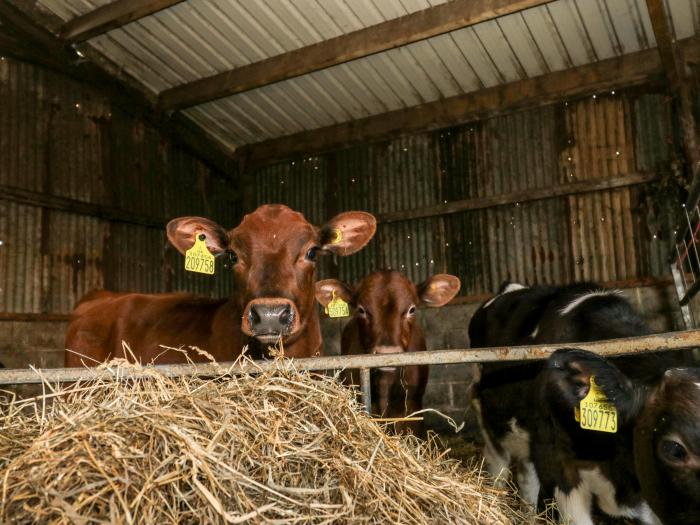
(0, 359, 543, 524)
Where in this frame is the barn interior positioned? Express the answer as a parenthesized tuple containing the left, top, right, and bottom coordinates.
(1, 0, 700, 435)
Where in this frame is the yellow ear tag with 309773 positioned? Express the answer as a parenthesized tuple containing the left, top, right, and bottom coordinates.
(325, 290, 349, 318)
(185, 234, 215, 275)
(579, 376, 617, 433)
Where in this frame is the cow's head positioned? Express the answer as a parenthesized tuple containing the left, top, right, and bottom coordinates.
(634, 367, 700, 525)
(316, 270, 460, 355)
(167, 205, 376, 346)
(544, 349, 700, 525)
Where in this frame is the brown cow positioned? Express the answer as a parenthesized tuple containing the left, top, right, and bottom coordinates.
(316, 270, 460, 433)
(65, 204, 376, 366)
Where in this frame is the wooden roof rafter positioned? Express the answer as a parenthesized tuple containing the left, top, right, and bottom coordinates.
(157, 0, 556, 111)
(0, 0, 238, 179)
(235, 37, 700, 169)
(61, 0, 185, 43)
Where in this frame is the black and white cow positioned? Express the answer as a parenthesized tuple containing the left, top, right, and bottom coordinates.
(536, 348, 700, 525)
(469, 281, 687, 520)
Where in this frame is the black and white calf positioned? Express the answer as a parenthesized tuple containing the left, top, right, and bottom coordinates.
(468, 281, 686, 519)
(536, 348, 700, 525)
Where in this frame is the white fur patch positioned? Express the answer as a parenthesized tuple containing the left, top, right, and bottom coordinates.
(555, 485, 594, 525)
(695, 382, 700, 390)
(555, 468, 662, 525)
(529, 324, 539, 338)
(502, 418, 530, 461)
(482, 283, 527, 309)
(472, 398, 511, 483)
(559, 290, 622, 316)
(516, 460, 540, 507)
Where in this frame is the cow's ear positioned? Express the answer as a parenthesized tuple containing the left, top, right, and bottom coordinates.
(544, 348, 639, 425)
(315, 280, 354, 308)
(166, 217, 230, 255)
(417, 274, 460, 307)
(319, 212, 376, 256)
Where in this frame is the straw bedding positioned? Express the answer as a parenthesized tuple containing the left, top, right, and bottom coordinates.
(0, 359, 546, 524)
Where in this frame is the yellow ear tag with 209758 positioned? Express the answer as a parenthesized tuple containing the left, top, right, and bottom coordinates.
(579, 376, 617, 433)
(325, 290, 349, 318)
(184, 234, 215, 275)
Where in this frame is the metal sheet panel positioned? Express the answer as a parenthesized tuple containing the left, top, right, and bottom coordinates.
(37, 0, 694, 149)
(247, 88, 674, 296)
(0, 57, 239, 315)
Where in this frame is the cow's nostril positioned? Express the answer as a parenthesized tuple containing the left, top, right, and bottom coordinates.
(279, 304, 292, 326)
(249, 306, 261, 327)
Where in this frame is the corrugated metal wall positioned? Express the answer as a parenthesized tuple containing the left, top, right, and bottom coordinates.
(253, 87, 678, 295)
(0, 57, 238, 315)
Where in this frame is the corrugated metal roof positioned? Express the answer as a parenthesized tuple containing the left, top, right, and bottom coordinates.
(34, 0, 700, 150)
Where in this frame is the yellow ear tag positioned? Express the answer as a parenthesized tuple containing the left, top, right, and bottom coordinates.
(332, 228, 343, 244)
(579, 376, 617, 433)
(184, 234, 215, 275)
(324, 290, 349, 318)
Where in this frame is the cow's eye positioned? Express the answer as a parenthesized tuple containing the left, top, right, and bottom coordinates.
(305, 246, 320, 261)
(659, 439, 688, 464)
(357, 305, 366, 316)
(223, 250, 238, 270)
(407, 305, 417, 316)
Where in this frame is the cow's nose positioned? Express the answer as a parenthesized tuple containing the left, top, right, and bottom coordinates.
(249, 303, 294, 337)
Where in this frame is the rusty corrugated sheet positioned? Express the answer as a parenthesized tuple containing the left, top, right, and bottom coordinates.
(0, 57, 239, 315)
(249, 88, 677, 296)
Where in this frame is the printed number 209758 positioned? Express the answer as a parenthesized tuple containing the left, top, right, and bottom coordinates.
(185, 255, 214, 274)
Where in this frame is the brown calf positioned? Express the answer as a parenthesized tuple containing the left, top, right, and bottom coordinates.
(316, 270, 460, 433)
(65, 204, 376, 366)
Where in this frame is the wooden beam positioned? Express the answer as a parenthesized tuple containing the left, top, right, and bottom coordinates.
(1, 184, 166, 229)
(377, 173, 658, 224)
(158, 0, 554, 110)
(237, 40, 700, 168)
(646, 0, 700, 213)
(0, 1, 238, 179)
(645, 0, 683, 87)
(61, 0, 185, 43)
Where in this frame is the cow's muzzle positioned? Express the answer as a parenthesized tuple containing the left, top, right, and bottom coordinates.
(242, 298, 300, 343)
(371, 345, 403, 372)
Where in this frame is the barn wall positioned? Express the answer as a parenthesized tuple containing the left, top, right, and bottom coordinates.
(0, 57, 238, 368)
(253, 88, 677, 294)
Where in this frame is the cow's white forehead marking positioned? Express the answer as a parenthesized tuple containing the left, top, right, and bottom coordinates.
(559, 289, 622, 316)
(482, 283, 527, 308)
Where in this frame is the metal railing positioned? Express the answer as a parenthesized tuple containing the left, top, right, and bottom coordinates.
(2, 330, 699, 414)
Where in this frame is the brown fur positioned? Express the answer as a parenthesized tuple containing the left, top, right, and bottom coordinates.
(316, 270, 459, 434)
(65, 205, 376, 367)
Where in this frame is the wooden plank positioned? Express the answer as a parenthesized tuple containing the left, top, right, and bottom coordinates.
(646, 0, 700, 235)
(61, 0, 185, 43)
(3, 329, 700, 384)
(645, 0, 683, 87)
(158, 0, 554, 110)
(1, 184, 166, 229)
(376, 172, 658, 224)
(0, 1, 237, 179)
(237, 40, 700, 168)
(0, 313, 71, 322)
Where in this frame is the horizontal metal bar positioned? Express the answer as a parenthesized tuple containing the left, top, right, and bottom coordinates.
(2, 330, 699, 385)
